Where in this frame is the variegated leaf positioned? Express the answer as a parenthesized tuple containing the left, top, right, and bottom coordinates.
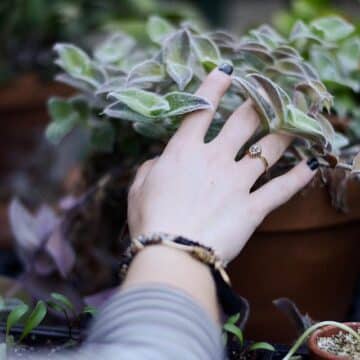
(108, 88, 169, 117)
(147, 16, 175, 44)
(127, 60, 165, 86)
(282, 105, 326, 149)
(233, 76, 275, 131)
(94, 33, 135, 64)
(54, 44, 105, 87)
(311, 16, 354, 42)
(191, 34, 221, 71)
(248, 73, 290, 127)
(164, 92, 211, 117)
(163, 30, 192, 90)
(103, 102, 151, 123)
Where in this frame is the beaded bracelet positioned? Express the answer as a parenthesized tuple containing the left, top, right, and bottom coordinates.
(120, 232, 230, 285)
(119, 232, 249, 317)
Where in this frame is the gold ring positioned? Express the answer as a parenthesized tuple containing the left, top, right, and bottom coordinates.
(247, 143, 269, 172)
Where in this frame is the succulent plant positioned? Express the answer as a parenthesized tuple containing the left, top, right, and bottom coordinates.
(47, 15, 360, 176)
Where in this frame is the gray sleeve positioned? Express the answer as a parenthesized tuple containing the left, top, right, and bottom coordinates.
(18, 286, 225, 359)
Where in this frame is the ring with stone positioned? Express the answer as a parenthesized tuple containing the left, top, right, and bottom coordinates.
(246, 143, 269, 172)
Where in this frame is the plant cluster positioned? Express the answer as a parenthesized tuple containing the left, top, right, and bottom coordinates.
(47, 15, 360, 173)
(223, 313, 275, 359)
(0, 292, 96, 354)
(274, 0, 360, 149)
(0, 0, 202, 82)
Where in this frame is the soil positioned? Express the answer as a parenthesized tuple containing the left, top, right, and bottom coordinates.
(317, 328, 360, 359)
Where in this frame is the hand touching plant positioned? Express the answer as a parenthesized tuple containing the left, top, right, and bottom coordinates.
(128, 67, 318, 263)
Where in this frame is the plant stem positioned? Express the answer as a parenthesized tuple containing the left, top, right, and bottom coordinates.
(282, 321, 360, 360)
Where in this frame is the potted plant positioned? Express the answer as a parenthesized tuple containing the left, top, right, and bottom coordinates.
(0, 0, 204, 250)
(7, 14, 360, 344)
(231, 6, 360, 343)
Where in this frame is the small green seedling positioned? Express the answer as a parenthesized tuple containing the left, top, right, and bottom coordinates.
(47, 292, 98, 340)
(223, 313, 275, 355)
(5, 300, 47, 344)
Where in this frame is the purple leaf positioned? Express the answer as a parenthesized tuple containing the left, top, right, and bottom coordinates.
(35, 205, 60, 243)
(45, 225, 76, 278)
(273, 298, 315, 334)
(9, 199, 41, 253)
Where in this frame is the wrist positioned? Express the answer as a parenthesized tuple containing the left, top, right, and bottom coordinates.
(122, 244, 220, 323)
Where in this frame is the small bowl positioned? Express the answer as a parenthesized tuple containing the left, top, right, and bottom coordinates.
(308, 322, 360, 359)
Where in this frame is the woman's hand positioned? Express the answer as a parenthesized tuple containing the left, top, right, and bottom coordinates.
(128, 65, 318, 264)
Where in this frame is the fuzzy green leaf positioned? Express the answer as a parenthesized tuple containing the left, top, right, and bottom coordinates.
(289, 21, 326, 45)
(191, 35, 221, 71)
(249, 73, 290, 127)
(223, 323, 243, 345)
(309, 48, 339, 82)
(50, 293, 74, 312)
(337, 37, 360, 74)
(103, 102, 152, 123)
(46, 98, 88, 145)
(6, 304, 29, 337)
(233, 76, 274, 131)
(164, 30, 192, 90)
(127, 60, 165, 86)
(311, 16, 355, 42)
(283, 105, 326, 148)
(164, 92, 211, 117)
(147, 16, 175, 44)
(20, 301, 47, 341)
(54, 44, 105, 87)
(296, 80, 333, 112)
(249, 342, 275, 352)
(94, 33, 135, 64)
(109, 89, 169, 117)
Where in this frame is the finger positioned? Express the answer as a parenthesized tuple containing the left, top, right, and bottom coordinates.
(174, 64, 233, 142)
(211, 99, 260, 157)
(238, 133, 293, 187)
(130, 158, 157, 190)
(251, 159, 319, 214)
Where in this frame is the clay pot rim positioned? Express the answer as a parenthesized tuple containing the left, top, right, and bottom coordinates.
(308, 322, 360, 360)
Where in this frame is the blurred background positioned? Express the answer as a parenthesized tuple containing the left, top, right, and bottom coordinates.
(0, 0, 359, 345)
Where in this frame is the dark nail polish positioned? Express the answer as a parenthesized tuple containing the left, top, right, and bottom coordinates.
(307, 157, 319, 171)
(218, 63, 233, 75)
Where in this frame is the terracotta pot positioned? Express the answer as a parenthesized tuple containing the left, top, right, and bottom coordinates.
(0, 73, 73, 249)
(308, 322, 360, 359)
(228, 179, 360, 344)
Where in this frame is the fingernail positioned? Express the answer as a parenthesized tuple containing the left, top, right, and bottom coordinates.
(307, 157, 319, 171)
(218, 63, 233, 75)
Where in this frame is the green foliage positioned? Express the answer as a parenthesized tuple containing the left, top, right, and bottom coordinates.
(6, 304, 29, 338)
(47, 15, 360, 177)
(0, 0, 204, 82)
(19, 301, 47, 341)
(273, 1, 360, 150)
(222, 313, 274, 356)
(50, 293, 75, 313)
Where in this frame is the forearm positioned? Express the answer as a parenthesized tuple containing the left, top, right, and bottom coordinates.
(121, 244, 221, 323)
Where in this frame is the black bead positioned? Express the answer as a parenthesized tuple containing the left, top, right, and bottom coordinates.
(218, 63, 233, 75)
